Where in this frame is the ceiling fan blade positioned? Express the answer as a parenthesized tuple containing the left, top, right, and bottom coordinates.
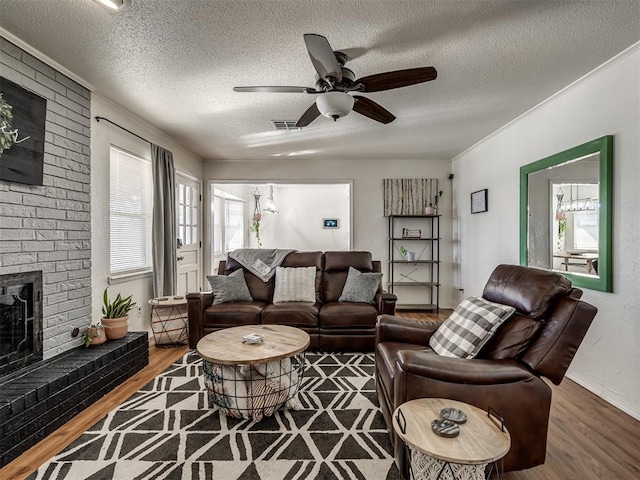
(303, 33, 342, 82)
(356, 66, 437, 92)
(233, 86, 318, 93)
(295, 102, 321, 127)
(353, 96, 395, 124)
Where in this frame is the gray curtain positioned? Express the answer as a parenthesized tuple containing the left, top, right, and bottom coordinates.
(151, 144, 177, 297)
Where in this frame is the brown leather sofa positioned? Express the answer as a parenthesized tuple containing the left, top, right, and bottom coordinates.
(375, 264, 597, 475)
(187, 251, 397, 350)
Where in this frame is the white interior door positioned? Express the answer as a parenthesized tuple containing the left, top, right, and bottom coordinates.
(176, 174, 202, 295)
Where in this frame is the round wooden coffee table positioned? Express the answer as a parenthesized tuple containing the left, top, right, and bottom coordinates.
(197, 325, 310, 421)
(393, 398, 511, 480)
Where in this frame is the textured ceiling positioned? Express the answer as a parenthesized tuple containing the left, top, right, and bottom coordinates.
(0, 0, 638, 162)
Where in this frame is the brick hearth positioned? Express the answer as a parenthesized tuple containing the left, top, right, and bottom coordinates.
(0, 332, 148, 466)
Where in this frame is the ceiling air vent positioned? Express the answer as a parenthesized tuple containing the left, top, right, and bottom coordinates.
(271, 120, 301, 131)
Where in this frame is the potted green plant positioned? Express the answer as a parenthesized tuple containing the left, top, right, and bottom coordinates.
(425, 190, 443, 215)
(250, 214, 263, 248)
(101, 288, 136, 340)
(82, 324, 106, 347)
(398, 245, 415, 261)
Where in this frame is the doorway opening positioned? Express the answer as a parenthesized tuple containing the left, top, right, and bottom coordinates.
(209, 182, 352, 274)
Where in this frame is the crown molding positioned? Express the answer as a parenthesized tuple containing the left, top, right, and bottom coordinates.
(0, 27, 95, 91)
(452, 41, 640, 163)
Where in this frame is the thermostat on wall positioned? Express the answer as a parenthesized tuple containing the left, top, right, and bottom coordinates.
(323, 218, 339, 229)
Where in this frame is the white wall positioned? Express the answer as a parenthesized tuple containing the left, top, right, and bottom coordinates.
(452, 45, 640, 419)
(257, 184, 351, 251)
(205, 159, 455, 308)
(91, 94, 203, 334)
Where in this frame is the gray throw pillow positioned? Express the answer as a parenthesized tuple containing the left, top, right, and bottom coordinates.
(338, 266, 382, 304)
(207, 269, 253, 305)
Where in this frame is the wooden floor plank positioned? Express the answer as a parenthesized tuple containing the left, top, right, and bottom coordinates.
(1, 315, 638, 480)
(0, 344, 188, 480)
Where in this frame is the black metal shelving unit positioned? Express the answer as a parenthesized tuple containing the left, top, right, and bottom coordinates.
(388, 215, 440, 312)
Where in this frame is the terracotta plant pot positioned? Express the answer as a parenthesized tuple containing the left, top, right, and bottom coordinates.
(101, 315, 129, 340)
(88, 326, 107, 346)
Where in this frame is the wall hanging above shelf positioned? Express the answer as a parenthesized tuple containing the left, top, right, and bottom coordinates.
(383, 178, 440, 216)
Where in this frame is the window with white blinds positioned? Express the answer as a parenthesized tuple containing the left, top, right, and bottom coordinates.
(109, 147, 153, 276)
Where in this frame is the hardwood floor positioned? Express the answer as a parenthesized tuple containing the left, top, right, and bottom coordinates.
(394, 309, 451, 321)
(1, 344, 189, 480)
(2, 316, 638, 480)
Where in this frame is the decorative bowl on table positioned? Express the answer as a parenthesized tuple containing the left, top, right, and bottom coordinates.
(441, 407, 467, 424)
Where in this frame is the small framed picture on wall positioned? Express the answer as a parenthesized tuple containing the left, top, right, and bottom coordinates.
(471, 189, 488, 214)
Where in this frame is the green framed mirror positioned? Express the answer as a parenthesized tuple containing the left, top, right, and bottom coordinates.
(520, 136, 613, 292)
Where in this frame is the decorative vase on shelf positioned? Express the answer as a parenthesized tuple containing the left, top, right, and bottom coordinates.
(406, 251, 416, 261)
(424, 206, 437, 215)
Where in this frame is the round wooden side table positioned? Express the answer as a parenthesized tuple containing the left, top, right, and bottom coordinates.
(197, 325, 310, 422)
(393, 398, 511, 480)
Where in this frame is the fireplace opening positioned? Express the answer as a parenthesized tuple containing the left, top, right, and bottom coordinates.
(0, 271, 43, 379)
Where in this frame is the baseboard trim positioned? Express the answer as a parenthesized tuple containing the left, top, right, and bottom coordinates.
(565, 371, 639, 421)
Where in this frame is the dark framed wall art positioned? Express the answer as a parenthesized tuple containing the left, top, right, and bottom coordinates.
(471, 189, 488, 214)
(0, 76, 47, 185)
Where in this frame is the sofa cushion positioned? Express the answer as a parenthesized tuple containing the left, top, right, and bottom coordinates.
(319, 301, 378, 328)
(324, 251, 374, 271)
(262, 302, 320, 327)
(281, 251, 324, 304)
(223, 259, 274, 303)
(273, 266, 316, 303)
(207, 269, 253, 305)
(338, 267, 382, 305)
(323, 251, 375, 302)
(203, 302, 265, 328)
(477, 313, 543, 360)
(429, 296, 516, 359)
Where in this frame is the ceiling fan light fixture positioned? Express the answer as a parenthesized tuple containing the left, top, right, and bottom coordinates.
(95, 0, 123, 10)
(316, 92, 354, 121)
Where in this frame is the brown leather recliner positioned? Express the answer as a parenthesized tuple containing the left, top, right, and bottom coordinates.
(375, 264, 597, 475)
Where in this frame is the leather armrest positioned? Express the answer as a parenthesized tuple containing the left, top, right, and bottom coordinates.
(397, 350, 534, 385)
(376, 314, 440, 346)
(186, 291, 214, 348)
(376, 291, 397, 315)
(186, 291, 214, 305)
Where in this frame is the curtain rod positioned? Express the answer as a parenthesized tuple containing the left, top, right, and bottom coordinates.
(94, 116, 151, 145)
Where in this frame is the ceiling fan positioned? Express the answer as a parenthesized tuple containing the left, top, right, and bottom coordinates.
(233, 34, 437, 127)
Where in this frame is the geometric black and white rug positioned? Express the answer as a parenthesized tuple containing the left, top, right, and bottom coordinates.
(29, 351, 401, 479)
